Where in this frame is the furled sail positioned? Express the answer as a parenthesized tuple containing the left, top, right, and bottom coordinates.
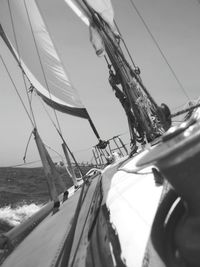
(63, 0, 91, 26)
(0, 0, 89, 119)
(64, 0, 115, 29)
(85, 0, 116, 33)
(64, 0, 118, 56)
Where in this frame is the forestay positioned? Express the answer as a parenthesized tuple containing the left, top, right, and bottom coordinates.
(0, 0, 89, 119)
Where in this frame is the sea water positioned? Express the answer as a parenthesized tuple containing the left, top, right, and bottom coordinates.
(0, 203, 43, 233)
(0, 167, 73, 233)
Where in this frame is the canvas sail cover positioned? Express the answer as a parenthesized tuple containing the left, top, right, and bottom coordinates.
(0, 0, 89, 119)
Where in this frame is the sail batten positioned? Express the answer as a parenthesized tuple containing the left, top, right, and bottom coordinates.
(0, 0, 89, 119)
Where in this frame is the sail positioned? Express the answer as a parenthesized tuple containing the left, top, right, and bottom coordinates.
(63, 0, 90, 26)
(86, 0, 116, 32)
(64, 0, 115, 30)
(64, 0, 117, 58)
(0, 0, 89, 119)
(65, 0, 117, 32)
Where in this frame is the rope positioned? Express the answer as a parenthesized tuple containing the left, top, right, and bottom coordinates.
(128, 0, 190, 101)
(171, 102, 200, 118)
(8, 0, 37, 127)
(7, 159, 42, 168)
(36, 94, 83, 175)
(23, 0, 63, 135)
(23, 130, 33, 162)
(0, 54, 34, 126)
(171, 103, 187, 111)
(114, 20, 137, 69)
(22, 2, 85, 176)
(104, 55, 112, 70)
(7, 154, 65, 168)
(44, 143, 64, 162)
(82, 0, 160, 111)
(37, 95, 59, 132)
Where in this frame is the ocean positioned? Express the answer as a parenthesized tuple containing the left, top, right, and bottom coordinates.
(0, 167, 75, 234)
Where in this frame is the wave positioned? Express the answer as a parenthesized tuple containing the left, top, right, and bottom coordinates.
(0, 203, 43, 233)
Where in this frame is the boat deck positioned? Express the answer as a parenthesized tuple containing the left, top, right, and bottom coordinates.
(1, 152, 164, 267)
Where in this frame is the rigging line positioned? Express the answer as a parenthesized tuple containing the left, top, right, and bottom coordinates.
(37, 94, 61, 133)
(104, 55, 112, 69)
(23, 0, 63, 135)
(44, 143, 64, 161)
(128, 0, 190, 101)
(171, 102, 187, 111)
(170, 102, 200, 118)
(0, 54, 34, 127)
(7, 159, 42, 168)
(7, 154, 63, 168)
(37, 94, 83, 175)
(8, 0, 37, 127)
(23, 130, 34, 163)
(82, 0, 159, 110)
(114, 20, 137, 69)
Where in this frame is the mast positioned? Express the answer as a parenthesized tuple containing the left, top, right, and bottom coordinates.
(81, 0, 171, 148)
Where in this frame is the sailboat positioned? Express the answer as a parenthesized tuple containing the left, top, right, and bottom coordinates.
(0, 0, 200, 266)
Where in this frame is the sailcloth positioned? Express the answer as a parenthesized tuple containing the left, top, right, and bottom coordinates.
(0, 0, 89, 119)
(64, 0, 115, 28)
(64, 0, 118, 56)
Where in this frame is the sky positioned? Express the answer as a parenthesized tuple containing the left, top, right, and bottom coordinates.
(0, 0, 200, 167)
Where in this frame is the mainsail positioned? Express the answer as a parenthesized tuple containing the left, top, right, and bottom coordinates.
(0, 0, 89, 119)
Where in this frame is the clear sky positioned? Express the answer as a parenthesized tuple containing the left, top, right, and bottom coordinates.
(0, 0, 200, 167)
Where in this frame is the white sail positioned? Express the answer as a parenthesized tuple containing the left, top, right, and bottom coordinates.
(0, 0, 89, 119)
(65, 0, 117, 32)
(64, 0, 118, 57)
(86, 0, 116, 31)
(63, 0, 90, 26)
